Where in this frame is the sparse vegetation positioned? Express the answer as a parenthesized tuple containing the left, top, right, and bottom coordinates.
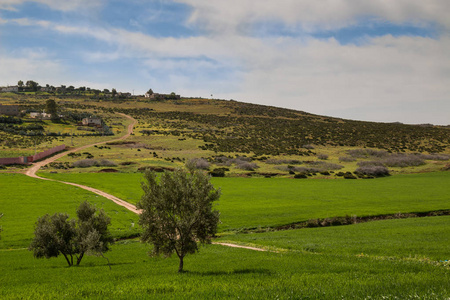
(72, 159, 117, 168)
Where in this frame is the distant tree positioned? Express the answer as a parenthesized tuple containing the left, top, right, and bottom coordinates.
(45, 99, 59, 122)
(29, 201, 113, 267)
(147, 89, 153, 95)
(17, 80, 23, 87)
(112, 88, 117, 97)
(103, 89, 110, 94)
(26, 80, 39, 92)
(138, 168, 220, 272)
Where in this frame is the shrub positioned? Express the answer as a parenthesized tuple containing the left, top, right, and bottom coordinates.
(98, 159, 117, 167)
(209, 168, 226, 177)
(73, 159, 97, 168)
(305, 161, 344, 171)
(355, 166, 390, 177)
(294, 173, 308, 179)
(357, 160, 385, 167)
(266, 159, 303, 165)
(343, 172, 357, 179)
(347, 149, 389, 158)
(339, 156, 357, 162)
(186, 158, 210, 170)
(236, 161, 259, 171)
(276, 165, 320, 173)
(382, 154, 425, 167)
(72, 159, 116, 168)
(416, 153, 450, 161)
(317, 154, 328, 160)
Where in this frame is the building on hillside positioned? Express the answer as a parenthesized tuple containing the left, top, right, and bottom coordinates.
(0, 104, 20, 116)
(29, 112, 51, 119)
(145, 92, 180, 100)
(40, 86, 53, 92)
(118, 92, 132, 98)
(82, 117, 102, 127)
(1, 86, 19, 93)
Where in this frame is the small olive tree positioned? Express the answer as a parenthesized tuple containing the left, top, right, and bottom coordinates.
(138, 168, 220, 272)
(29, 201, 113, 267)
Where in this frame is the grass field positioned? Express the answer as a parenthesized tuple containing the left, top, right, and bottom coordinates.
(220, 216, 450, 261)
(1, 171, 449, 298)
(40, 171, 450, 231)
(0, 174, 139, 249)
(1, 237, 449, 299)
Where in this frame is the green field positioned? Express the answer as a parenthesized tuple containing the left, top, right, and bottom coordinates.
(220, 216, 450, 261)
(0, 174, 139, 249)
(1, 221, 449, 299)
(40, 171, 450, 231)
(1, 172, 449, 298)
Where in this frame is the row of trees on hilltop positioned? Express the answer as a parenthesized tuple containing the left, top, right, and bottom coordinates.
(28, 168, 220, 272)
(13, 80, 124, 96)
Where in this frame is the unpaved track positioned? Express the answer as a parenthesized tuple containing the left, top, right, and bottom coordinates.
(24, 113, 140, 214)
(22, 113, 267, 251)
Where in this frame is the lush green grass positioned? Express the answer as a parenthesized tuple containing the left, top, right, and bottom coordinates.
(40, 171, 450, 231)
(1, 171, 449, 299)
(0, 240, 449, 299)
(0, 174, 139, 249)
(221, 216, 450, 261)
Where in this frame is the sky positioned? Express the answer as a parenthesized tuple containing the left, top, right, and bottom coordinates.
(0, 1, 449, 125)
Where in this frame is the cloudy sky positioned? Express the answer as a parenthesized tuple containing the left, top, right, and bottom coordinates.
(1, 1, 449, 125)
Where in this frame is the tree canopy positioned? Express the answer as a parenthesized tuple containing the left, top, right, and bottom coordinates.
(29, 201, 113, 267)
(45, 99, 58, 121)
(138, 168, 220, 272)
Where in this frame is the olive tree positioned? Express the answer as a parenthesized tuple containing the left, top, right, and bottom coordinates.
(138, 168, 220, 272)
(29, 201, 113, 267)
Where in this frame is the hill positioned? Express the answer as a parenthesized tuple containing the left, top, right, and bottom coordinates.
(1, 94, 449, 176)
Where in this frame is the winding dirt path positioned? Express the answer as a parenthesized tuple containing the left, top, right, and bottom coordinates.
(24, 113, 140, 214)
(22, 113, 268, 252)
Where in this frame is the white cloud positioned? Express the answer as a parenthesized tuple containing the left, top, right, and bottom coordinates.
(176, 0, 450, 33)
(0, 49, 64, 85)
(2, 4, 449, 124)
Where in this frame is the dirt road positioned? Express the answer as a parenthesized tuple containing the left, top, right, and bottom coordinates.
(24, 113, 140, 214)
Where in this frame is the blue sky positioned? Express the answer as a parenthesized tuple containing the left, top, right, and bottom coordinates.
(1, 0, 449, 125)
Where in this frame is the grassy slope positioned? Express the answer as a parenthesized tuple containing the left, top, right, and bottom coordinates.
(40, 171, 450, 231)
(0, 174, 139, 249)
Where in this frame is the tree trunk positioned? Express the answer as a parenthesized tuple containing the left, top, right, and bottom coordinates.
(178, 256, 184, 273)
(62, 254, 72, 267)
(76, 252, 84, 266)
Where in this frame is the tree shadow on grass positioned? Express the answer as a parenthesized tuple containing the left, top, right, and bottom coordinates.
(181, 268, 273, 276)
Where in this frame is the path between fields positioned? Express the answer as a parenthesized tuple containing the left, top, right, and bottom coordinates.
(22, 113, 268, 252)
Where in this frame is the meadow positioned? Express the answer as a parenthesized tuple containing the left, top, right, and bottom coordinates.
(0, 218, 449, 299)
(40, 171, 450, 231)
(0, 174, 139, 249)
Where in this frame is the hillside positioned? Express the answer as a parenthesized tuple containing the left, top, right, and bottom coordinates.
(1, 94, 449, 176)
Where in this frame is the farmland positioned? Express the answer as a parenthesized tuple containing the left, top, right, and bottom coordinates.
(1, 172, 449, 299)
(40, 171, 450, 231)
